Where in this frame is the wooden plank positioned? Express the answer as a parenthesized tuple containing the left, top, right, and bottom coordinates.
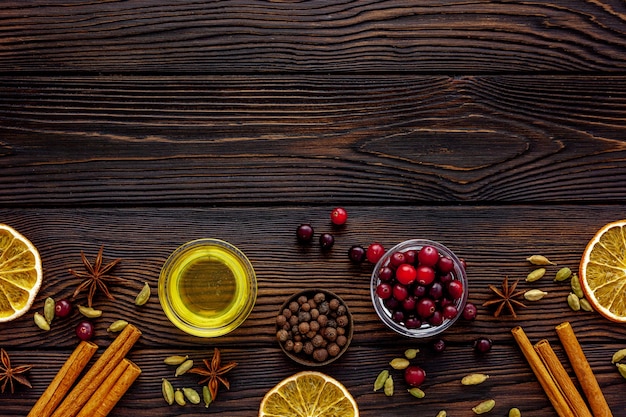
(1, 75, 626, 205)
(1, 205, 625, 416)
(1, 0, 626, 73)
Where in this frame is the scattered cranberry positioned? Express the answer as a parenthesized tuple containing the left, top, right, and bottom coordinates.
(417, 245, 439, 266)
(462, 302, 478, 320)
(348, 245, 366, 263)
(319, 233, 335, 250)
(366, 243, 385, 264)
(432, 338, 446, 353)
(54, 299, 73, 318)
(76, 320, 94, 341)
(330, 207, 348, 225)
(474, 337, 493, 353)
(396, 264, 417, 285)
(447, 280, 464, 299)
(404, 365, 426, 387)
(296, 224, 314, 243)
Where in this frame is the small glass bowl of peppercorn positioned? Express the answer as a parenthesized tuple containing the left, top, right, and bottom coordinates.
(276, 289, 353, 366)
(370, 239, 468, 338)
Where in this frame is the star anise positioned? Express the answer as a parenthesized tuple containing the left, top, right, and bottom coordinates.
(189, 348, 237, 401)
(482, 276, 526, 318)
(69, 246, 127, 307)
(0, 348, 32, 394)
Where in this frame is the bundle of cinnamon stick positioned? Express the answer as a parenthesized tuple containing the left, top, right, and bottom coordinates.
(512, 323, 613, 417)
(28, 323, 142, 417)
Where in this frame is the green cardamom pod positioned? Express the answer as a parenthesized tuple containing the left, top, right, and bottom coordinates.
(408, 387, 425, 398)
(162, 378, 175, 405)
(567, 293, 581, 311)
(389, 358, 410, 370)
(526, 268, 546, 282)
(44, 297, 55, 324)
(404, 348, 419, 359)
(571, 275, 584, 298)
(612, 348, 626, 364)
(509, 408, 522, 417)
(164, 355, 189, 366)
(617, 363, 626, 380)
(203, 385, 212, 408)
(175, 359, 194, 377)
(461, 373, 489, 385)
(472, 399, 496, 414)
(182, 387, 201, 404)
(373, 370, 389, 391)
(526, 255, 556, 266)
(579, 298, 593, 312)
(107, 319, 128, 332)
(383, 375, 394, 397)
(134, 282, 151, 306)
(523, 289, 547, 302)
(436, 411, 447, 417)
(554, 267, 572, 282)
(78, 305, 103, 318)
(174, 389, 186, 406)
(34, 312, 50, 331)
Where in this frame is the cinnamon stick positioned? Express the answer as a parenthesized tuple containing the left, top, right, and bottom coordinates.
(76, 358, 141, 417)
(27, 341, 98, 417)
(50, 323, 142, 417)
(555, 322, 613, 417)
(534, 339, 592, 417)
(511, 326, 575, 417)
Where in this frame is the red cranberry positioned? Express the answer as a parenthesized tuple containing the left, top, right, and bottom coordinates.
(474, 337, 493, 353)
(76, 320, 94, 341)
(392, 284, 409, 302)
(459, 258, 467, 270)
(447, 280, 464, 299)
(432, 338, 446, 353)
(54, 299, 73, 318)
(376, 283, 392, 299)
(402, 296, 417, 312)
(442, 305, 458, 320)
(428, 282, 444, 300)
(389, 251, 406, 268)
(296, 224, 314, 243)
(428, 310, 444, 326)
(416, 297, 436, 319)
(384, 297, 400, 310)
(319, 233, 335, 250)
(348, 245, 366, 263)
(366, 243, 385, 263)
(405, 317, 422, 329)
(418, 245, 439, 266)
(413, 285, 427, 298)
(378, 266, 394, 281)
(437, 256, 455, 274)
(403, 250, 417, 265)
(392, 310, 405, 323)
(330, 207, 348, 225)
(416, 265, 435, 285)
(404, 365, 426, 387)
(439, 273, 453, 286)
(396, 264, 417, 285)
(462, 302, 478, 320)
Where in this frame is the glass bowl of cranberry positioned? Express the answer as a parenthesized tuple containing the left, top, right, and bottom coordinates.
(370, 239, 468, 338)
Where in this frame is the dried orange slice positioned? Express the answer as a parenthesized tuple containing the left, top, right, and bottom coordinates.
(0, 224, 42, 322)
(259, 371, 359, 417)
(579, 220, 626, 322)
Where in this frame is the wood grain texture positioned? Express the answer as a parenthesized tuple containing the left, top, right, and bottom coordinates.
(2, 75, 626, 205)
(0, 206, 625, 416)
(1, 0, 626, 74)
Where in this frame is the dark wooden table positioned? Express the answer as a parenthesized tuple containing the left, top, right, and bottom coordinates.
(2, 1, 626, 416)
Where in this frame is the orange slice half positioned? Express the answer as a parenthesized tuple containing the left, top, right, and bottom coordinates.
(579, 220, 626, 322)
(0, 224, 43, 322)
(259, 371, 359, 417)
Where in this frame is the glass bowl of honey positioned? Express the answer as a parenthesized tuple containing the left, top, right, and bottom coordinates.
(159, 238, 257, 337)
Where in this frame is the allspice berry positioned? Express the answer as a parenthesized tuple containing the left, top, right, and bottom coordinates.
(313, 348, 329, 362)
